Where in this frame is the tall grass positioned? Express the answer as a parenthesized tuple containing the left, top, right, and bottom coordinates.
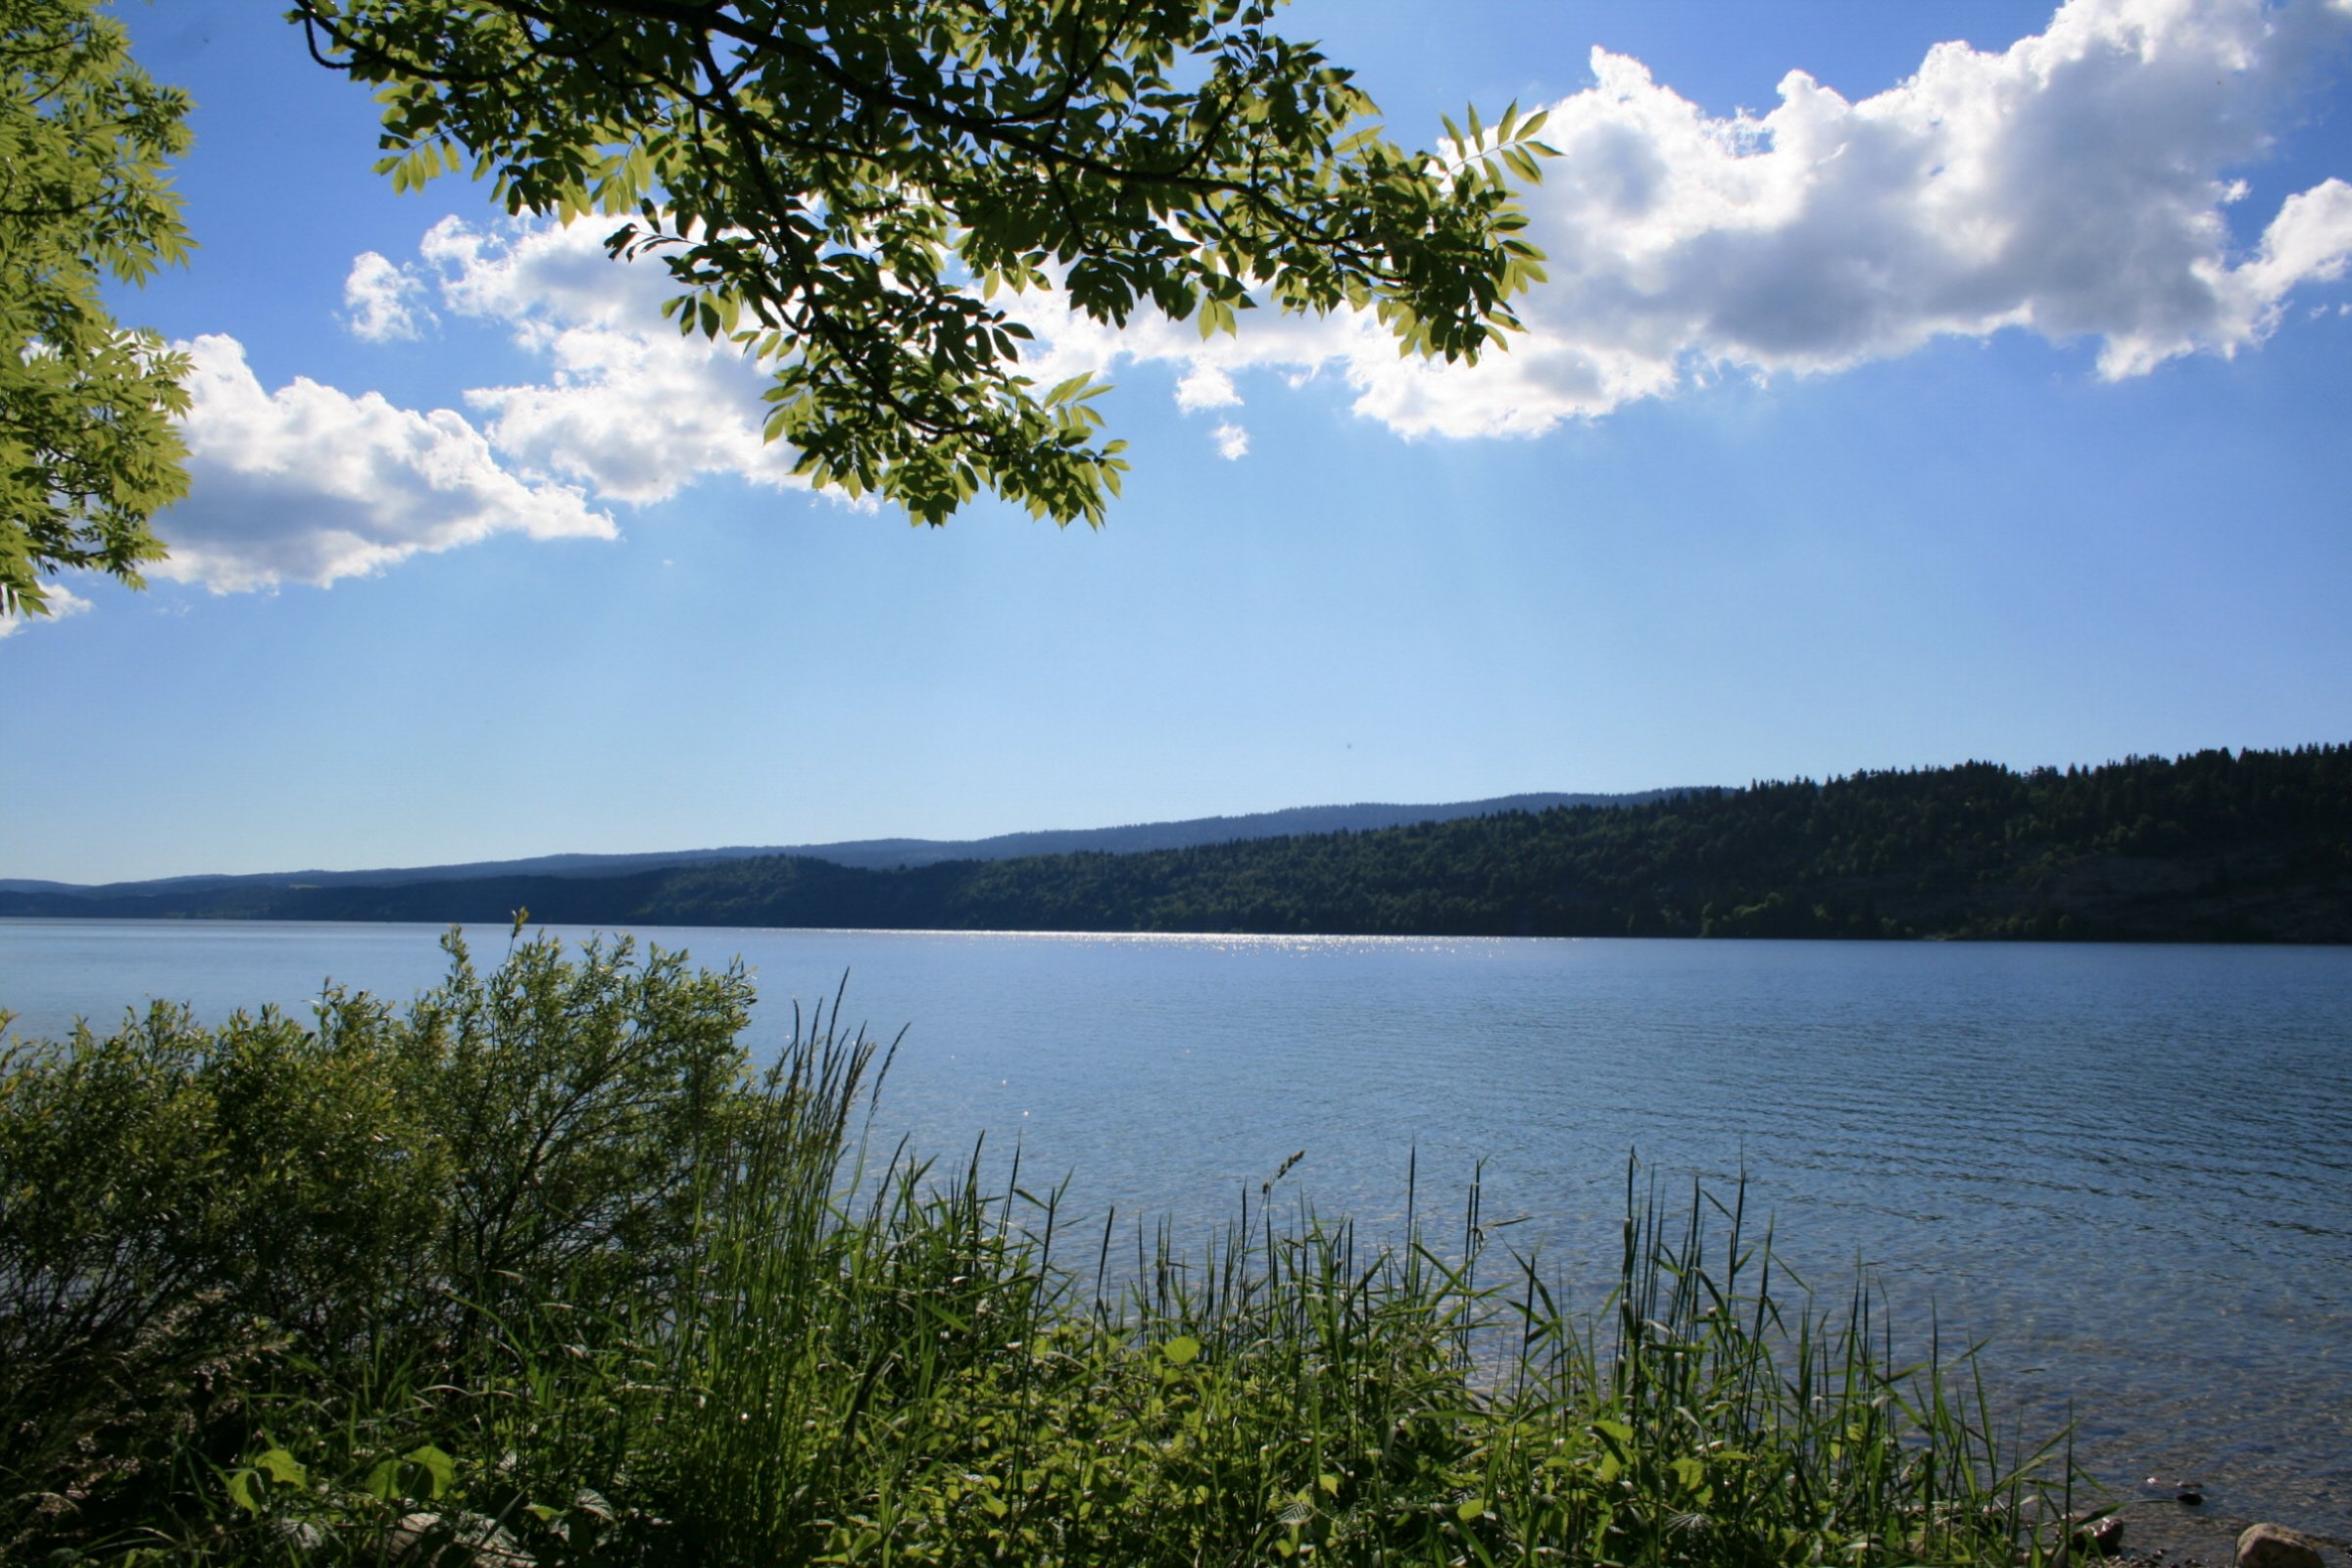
(644, 985, 2072, 1567)
(1, 939, 2077, 1564)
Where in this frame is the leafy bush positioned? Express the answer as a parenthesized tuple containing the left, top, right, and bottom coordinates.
(393, 931, 754, 1335)
(2, 933, 2072, 1565)
(0, 929, 751, 1557)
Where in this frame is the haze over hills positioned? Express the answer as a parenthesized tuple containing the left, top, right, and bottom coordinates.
(0, 791, 1684, 899)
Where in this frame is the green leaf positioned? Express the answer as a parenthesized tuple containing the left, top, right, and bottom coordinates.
(407, 1445, 456, 1499)
(1160, 1334, 1202, 1366)
(254, 1447, 306, 1487)
(282, 0, 1551, 533)
(0, 0, 190, 611)
(1457, 1496, 1487, 1521)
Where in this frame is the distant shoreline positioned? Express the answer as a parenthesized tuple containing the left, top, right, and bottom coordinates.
(8, 748, 2347, 945)
(3, 912, 2345, 948)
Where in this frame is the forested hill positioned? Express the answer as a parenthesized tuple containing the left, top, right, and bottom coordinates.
(7, 746, 2347, 941)
(0, 790, 1680, 899)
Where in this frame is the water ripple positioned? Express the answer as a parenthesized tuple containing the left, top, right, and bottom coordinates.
(5, 923, 2347, 1537)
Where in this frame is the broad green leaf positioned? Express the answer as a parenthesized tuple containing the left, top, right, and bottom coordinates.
(254, 1448, 306, 1487)
(407, 1445, 456, 1499)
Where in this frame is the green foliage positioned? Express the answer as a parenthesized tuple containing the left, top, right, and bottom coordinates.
(0, 0, 193, 618)
(291, 0, 1553, 526)
(649, 1131, 2064, 1567)
(0, 1004, 279, 1553)
(0, 930, 751, 1557)
(193, 993, 449, 1349)
(2, 937, 2071, 1564)
(395, 930, 755, 1326)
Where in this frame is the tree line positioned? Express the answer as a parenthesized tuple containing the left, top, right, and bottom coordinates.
(13, 744, 2349, 942)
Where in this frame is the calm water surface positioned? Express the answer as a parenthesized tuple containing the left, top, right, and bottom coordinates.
(5, 920, 2348, 1543)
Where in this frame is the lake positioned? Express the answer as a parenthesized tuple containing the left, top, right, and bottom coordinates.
(4, 918, 2348, 1547)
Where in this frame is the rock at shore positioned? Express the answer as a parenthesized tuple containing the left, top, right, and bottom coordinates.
(2066, 1511, 2129, 1558)
(2237, 1522, 2328, 1568)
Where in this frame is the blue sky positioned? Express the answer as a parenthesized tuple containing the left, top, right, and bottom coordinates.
(8, 0, 2351, 885)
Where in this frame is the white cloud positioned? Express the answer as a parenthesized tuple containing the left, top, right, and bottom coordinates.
(412, 218, 812, 504)
(0, 581, 91, 639)
(240, 0, 2345, 573)
(992, 0, 2352, 437)
(154, 334, 612, 593)
(126, 218, 804, 610)
(1175, 363, 1242, 412)
(342, 251, 433, 342)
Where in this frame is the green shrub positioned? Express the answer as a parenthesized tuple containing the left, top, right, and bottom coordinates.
(393, 930, 755, 1337)
(2, 934, 2073, 1565)
(0, 929, 753, 1559)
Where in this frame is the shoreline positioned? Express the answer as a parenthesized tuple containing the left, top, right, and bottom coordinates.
(2108, 1502, 2351, 1567)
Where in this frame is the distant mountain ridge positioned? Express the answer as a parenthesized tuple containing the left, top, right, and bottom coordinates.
(0, 791, 1683, 900)
(5, 750, 2346, 942)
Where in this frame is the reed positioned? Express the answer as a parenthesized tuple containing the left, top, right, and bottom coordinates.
(0, 941, 2078, 1564)
(636, 992, 2073, 1566)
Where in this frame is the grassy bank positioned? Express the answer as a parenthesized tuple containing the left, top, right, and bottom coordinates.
(1, 932, 2078, 1565)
